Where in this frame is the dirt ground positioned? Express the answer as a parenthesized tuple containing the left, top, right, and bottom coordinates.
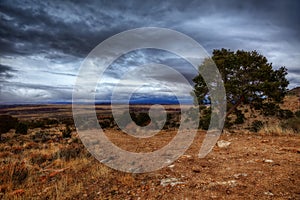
(83, 130, 300, 200)
(0, 104, 299, 199)
(0, 129, 299, 199)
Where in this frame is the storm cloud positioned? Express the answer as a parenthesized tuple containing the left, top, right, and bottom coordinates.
(0, 0, 299, 103)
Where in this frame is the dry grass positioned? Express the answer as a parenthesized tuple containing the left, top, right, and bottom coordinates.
(258, 124, 296, 136)
(0, 99, 299, 199)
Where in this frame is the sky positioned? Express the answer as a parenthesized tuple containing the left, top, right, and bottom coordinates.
(0, 0, 299, 104)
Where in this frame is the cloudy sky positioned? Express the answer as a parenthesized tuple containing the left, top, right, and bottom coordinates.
(0, 0, 299, 104)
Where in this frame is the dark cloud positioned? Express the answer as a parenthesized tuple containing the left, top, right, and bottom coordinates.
(288, 68, 300, 75)
(41, 70, 77, 77)
(0, 0, 299, 103)
(1, 0, 298, 59)
(0, 81, 73, 103)
(0, 64, 17, 80)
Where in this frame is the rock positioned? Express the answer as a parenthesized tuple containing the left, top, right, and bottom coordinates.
(160, 178, 185, 187)
(192, 168, 201, 173)
(264, 191, 274, 196)
(208, 180, 237, 187)
(217, 140, 231, 148)
(181, 155, 192, 159)
(233, 173, 248, 179)
(264, 159, 274, 163)
(168, 164, 175, 168)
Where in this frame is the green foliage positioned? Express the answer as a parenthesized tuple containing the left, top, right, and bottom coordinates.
(193, 48, 289, 125)
(250, 120, 264, 132)
(15, 122, 28, 134)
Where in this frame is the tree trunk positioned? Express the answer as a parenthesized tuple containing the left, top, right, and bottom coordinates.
(226, 95, 245, 117)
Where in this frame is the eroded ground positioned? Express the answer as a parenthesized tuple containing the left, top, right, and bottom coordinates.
(0, 127, 299, 199)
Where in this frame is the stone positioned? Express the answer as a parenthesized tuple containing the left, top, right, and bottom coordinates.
(264, 159, 274, 163)
(160, 178, 185, 187)
(233, 173, 248, 179)
(217, 140, 231, 148)
(264, 191, 274, 196)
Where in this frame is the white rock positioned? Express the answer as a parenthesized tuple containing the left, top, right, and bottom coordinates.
(233, 173, 248, 179)
(181, 155, 192, 158)
(264, 191, 274, 196)
(160, 178, 185, 187)
(217, 140, 231, 148)
(209, 180, 237, 187)
(264, 159, 274, 163)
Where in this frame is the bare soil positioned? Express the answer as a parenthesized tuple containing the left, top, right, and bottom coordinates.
(0, 104, 299, 199)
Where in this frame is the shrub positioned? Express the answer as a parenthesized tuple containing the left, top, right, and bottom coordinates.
(277, 109, 294, 119)
(234, 109, 245, 124)
(199, 107, 211, 130)
(30, 153, 53, 166)
(261, 102, 280, 116)
(250, 120, 264, 132)
(295, 110, 300, 118)
(99, 119, 112, 129)
(281, 117, 300, 133)
(15, 122, 28, 134)
(62, 125, 72, 138)
(0, 115, 18, 133)
(57, 144, 82, 161)
(31, 131, 51, 142)
(131, 112, 151, 127)
(27, 120, 45, 129)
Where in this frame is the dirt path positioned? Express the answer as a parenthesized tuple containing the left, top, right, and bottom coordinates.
(72, 131, 300, 199)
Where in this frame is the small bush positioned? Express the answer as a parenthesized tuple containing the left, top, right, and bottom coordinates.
(131, 112, 151, 127)
(277, 109, 294, 119)
(30, 153, 53, 166)
(281, 117, 300, 133)
(261, 102, 280, 116)
(0, 115, 18, 133)
(31, 131, 51, 142)
(15, 122, 28, 134)
(234, 109, 245, 124)
(99, 118, 113, 129)
(199, 107, 211, 130)
(57, 144, 82, 161)
(250, 120, 264, 132)
(27, 120, 45, 129)
(295, 110, 300, 118)
(62, 125, 72, 138)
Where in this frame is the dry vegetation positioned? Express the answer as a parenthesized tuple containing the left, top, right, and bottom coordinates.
(0, 95, 299, 199)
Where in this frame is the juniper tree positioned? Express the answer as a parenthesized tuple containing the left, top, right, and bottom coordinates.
(193, 48, 289, 128)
